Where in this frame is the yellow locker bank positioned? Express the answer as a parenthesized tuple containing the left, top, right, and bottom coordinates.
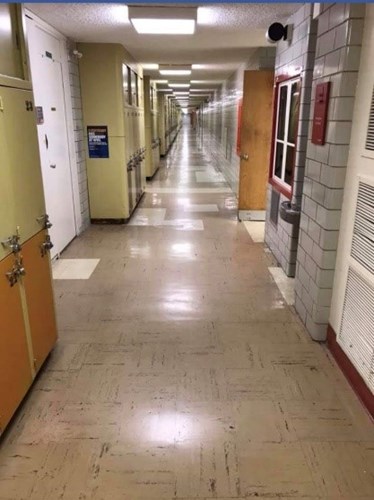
(78, 43, 146, 223)
(0, 4, 57, 434)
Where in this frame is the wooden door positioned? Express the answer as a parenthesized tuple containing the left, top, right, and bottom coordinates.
(0, 254, 32, 434)
(238, 70, 274, 214)
(22, 230, 57, 373)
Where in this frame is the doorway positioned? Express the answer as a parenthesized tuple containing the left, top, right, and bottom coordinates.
(26, 16, 77, 258)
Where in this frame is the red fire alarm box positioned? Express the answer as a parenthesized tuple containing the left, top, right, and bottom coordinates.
(312, 82, 330, 145)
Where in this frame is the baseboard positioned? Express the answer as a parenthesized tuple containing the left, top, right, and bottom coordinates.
(238, 210, 266, 221)
(327, 324, 374, 418)
(146, 165, 160, 181)
(91, 218, 127, 224)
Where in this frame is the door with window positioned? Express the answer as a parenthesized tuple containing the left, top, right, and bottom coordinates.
(26, 19, 76, 258)
(270, 76, 300, 198)
(329, 5, 374, 394)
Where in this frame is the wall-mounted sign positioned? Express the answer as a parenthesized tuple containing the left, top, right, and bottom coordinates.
(87, 126, 109, 158)
(312, 82, 330, 145)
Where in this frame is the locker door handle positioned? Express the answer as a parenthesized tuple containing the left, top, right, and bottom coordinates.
(45, 134, 49, 149)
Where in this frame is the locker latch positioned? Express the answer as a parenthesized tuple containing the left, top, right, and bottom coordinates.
(5, 257, 26, 287)
(1, 234, 22, 254)
(36, 214, 53, 229)
(40, 234, 54, 257)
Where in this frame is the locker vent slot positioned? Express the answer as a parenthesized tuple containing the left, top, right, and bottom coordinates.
(366, 85, 374, 151)
(351, 181, 374, 275)
(339, 267, 374, 391)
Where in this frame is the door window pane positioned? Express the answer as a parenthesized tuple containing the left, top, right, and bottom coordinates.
(274, 142, 284, 179)
(277, 85, 287, 140)
(131, 70, 138, 107)
(122, 65, 131, 105)
(285, 146, 295, 186)
(288, 82, 300, 144)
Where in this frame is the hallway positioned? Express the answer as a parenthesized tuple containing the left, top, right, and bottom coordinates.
(0, 127, 373, 499)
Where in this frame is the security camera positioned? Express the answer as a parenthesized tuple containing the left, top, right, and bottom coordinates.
(266, 22, 289, 43)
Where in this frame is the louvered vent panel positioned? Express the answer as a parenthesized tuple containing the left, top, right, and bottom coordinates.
(366, 86, 374, 150)
(351, 181, 374, 275)
(339, 267, 374, 387)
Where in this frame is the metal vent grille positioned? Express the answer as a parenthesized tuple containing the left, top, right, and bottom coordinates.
(366, 86, 374, 150)
(351, 181, 374, 275)
(339, 267, 374, 391)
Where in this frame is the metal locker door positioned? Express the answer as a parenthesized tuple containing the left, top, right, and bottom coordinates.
(136, 161, 142, 201)
(127, 163, 134, 214)
(21, 230, 57, 373)
(0, 86, 16, 262)
(0, 86, 46, 244)
(0, 254, 33, 434)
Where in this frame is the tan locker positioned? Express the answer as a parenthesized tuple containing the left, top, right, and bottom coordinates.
(0, 85, 46, 243)
(0, 94, 16, 262)
(78, 43, 145, 222)
(0, 254, 33, 434)
(0, 4, 57, 434)
(22, 230, 57, 373)
(0, 4, 25, 80)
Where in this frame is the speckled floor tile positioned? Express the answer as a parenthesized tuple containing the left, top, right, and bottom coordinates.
(0, 128, 373, 499)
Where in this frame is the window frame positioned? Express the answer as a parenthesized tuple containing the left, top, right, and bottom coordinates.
(269, 74, 301, 199)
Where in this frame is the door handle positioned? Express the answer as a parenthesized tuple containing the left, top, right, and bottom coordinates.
(240, 153, 249, 161)
(45, 134, 49, 149)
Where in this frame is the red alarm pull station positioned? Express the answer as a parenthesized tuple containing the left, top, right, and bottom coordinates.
(312, 82, 330, 145)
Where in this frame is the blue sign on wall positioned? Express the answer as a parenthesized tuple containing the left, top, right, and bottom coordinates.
(87, 126, 109, 158)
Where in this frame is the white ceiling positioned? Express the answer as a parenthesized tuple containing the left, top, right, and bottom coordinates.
(27, 3, 299, 104)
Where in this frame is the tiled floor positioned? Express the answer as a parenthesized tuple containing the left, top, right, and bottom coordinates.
(0, 128, 373, 499)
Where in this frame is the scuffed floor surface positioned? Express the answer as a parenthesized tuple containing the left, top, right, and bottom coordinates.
(0, 128, 373, 499)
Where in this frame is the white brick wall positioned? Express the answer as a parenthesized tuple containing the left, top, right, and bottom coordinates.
(265, 3, 318, 277)
(294, 2, 366, 340)
(66, 40, 90, 232)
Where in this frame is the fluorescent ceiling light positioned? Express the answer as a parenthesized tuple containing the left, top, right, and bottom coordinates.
(168, 83, 190, 88)
(153, 80, 168, 84)
(142, 63, 159, 70)
(129, 6, 197, 35)
(160, 69, 191, 76)
(189, 88, 215, 92)
(174, 92, 190, 95)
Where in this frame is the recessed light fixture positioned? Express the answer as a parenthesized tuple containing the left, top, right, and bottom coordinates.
(159, 65, 192, 76)
(168, 83, 190, 88)
(129, 6, 197, 35)
(142, 63, 159, 70)
(189, 88, 215, 92)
